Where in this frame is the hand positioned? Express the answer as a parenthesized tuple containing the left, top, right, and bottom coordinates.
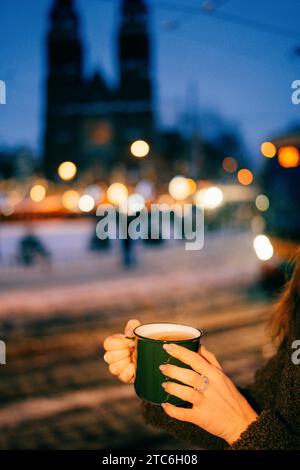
(103, 319, 140, 383)
(159, 343, 258, 445)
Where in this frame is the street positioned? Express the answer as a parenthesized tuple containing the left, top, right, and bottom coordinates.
(0, 229, 275, 449)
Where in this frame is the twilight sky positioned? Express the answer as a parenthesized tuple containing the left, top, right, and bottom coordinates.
(1, 0, 300, 164)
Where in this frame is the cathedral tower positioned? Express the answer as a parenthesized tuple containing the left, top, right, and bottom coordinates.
(43, 0, 83, 179)
(118, 0, 152, 103)
(116, 0, 155, 169)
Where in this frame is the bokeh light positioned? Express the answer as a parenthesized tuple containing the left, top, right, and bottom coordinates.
(278, 146, 300, 168)
(261, 142, 276, 158)
(253, 234, 274, 261)
(195, 186, 223, 209)
(237, 169, 253, 186)
(255, 194, 270, 212)
(61, 190, 80, 211)
(78, 194, 95, 212)
(30, 184, 46, 202)
(222, 157, 238, 173)
(168, 176, 190, 201)
(58, 161, 77, 181)
(130, 140, 150, 158)
(107, 182, 128, 205)
(127, 193, 145, 213)
(186, 178, 197, 195)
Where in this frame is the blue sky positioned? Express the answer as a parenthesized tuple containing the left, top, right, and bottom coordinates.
(1, 0, 300, 164)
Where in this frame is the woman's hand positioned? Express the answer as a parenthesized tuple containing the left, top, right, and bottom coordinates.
(103, 319, 140, 383)
(160, 343, 258, 445)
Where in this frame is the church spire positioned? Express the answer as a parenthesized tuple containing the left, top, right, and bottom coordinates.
(47, 0, 83, 86)
(44, 0, 84, 179)
(118, 0, 152, 101)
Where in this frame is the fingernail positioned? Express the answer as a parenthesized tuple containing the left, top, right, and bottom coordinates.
(159, 364, 167, 371)
(161, 402, 167, 408)
(103, 353, 108, 363)
(163, 343, 174, 352)
(161, 382, 167, 388)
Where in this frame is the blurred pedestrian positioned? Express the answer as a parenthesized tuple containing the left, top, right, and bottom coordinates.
(18, 230, 50, 267)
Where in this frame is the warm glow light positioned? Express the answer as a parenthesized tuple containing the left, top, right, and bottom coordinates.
(168, 176, 190, 200)
(195, 187, 223, 209)
(30, 184, 46, 202)
(237, 169, 253, 186)
(58, 161, 77, 181)
(222, 157, 238, 173)
(78, 194, 95, 212)
(130, 140, 150, 158)
(261, 142, 276, 158)
(253, 234, 274, 261)
(186, 178, 197, 195)
(255, 194, 270, 212)
(127, 193, 145, 213)
(107, 182, 128, 205)
(278, 146, 300, 168)
(62, 190, 80, 211)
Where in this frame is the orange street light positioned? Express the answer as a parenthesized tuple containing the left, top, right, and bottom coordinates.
(278, 146, 300, 168)
(237, 169, 254, 186)
(261, 141, 276, 158)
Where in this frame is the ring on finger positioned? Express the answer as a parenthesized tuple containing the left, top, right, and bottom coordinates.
(194, 374, 209, 393)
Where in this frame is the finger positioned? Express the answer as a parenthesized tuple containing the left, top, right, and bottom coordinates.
(103, 334, 135, 351)
(119, 362, 136, 383)
(163, 343, 210, 376)
(104, 349, 130, 364)
(200, 345, 223, 370)
(108, 357, 131, 376)
(159, 364, 200, 387)
(162, 381, 203, 406)
(124, 319, 141, 338)
(161, 403, 194, 423)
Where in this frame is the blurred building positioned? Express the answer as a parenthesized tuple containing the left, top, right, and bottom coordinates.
(0, 147, 36, 179)
(43, 0, 155, 181)
(261, 128, 300, 242)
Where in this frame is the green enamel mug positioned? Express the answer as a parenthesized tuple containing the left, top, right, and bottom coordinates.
(133, 322, 203, 406)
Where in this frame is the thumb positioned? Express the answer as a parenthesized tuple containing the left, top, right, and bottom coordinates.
(124, 319, 141, 338)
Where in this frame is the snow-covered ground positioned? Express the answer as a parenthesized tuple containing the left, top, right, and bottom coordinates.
(0, 221, 260, 322)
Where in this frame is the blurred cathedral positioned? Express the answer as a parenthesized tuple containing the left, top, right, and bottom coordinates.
(43, 0, 156, 181)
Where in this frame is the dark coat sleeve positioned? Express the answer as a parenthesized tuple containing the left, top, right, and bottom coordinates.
(230, 314, 300, 450)
(230, 409, 300, 450)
